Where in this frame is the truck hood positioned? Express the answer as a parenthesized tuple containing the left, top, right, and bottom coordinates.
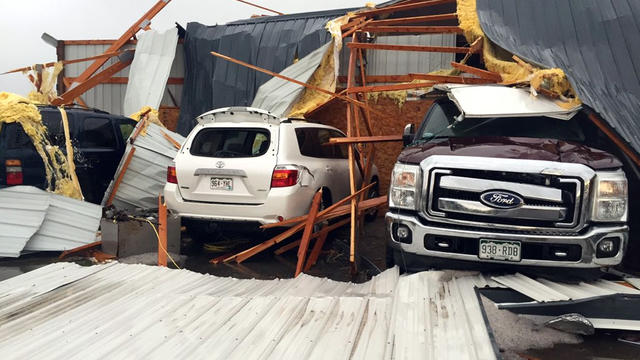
(398, 136, 623, 170)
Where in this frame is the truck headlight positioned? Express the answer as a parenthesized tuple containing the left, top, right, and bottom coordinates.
(390, 163, 420, 210)
(591, 170, 628, 222)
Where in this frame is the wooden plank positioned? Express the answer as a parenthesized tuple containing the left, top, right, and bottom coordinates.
(65, 76, 184, 85)
(274, 239, 301, 255)
(52, 58, 133, 106)
(305, 232, 329, 272)
(105, 147, 136, 206)
(296, 190, 323, 276)
(450, 61, 502, 82)
(209, 50, 379, 116)
(338, 74, 413, 84)
(157, 196, 167, 267)
(362, 25, 462, 34)
(58, 241, 101, 259)
(409, 73, 495, 84)
(346, 36, 358, 270)
(368, 13, 457, 26)
(347, 42, 470, 54)
(69, 0, 171, 86)
(346, 81, 434, 94)
(342, 19, 373, 38)
(354, 0, 455, 18)
(2, 51, 125, 75)
(162, 131, 182, 149)
(261, 182, 375, 229)
(235, 0, 284, 15)
(62, 78, 88, 107)
(340, 17, 365, 31)
(328, 135, 403, 144)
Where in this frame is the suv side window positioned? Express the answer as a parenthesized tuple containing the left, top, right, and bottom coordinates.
(80, 117, 116, 148)
(295, 128, 347, 159)
(118, 118, 137, 142)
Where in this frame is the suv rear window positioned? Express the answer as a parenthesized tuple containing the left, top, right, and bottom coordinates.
(190, 128, 270, 158)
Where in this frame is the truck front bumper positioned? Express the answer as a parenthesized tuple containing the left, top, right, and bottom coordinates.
(386, 211, 628, 268)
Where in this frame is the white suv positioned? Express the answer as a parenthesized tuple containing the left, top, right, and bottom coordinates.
(164, 107, 378, 226)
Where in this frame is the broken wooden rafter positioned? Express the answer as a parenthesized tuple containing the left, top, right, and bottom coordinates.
(52, 55, 134, 106)
(368, 13, 457, 26)
(340, 17, 365, 31)
(105, 147, 136, 206)
(339, 74, 413, 83)
(362, 25, 462, 34)
(296, 190, 323, 276)
(450, 62, 502, 82)
(69, 0, 171, 86)
(1, 51, 125, 75)
(328, 135, 403, 144)
(354, 0, 455, 18)
(235, 0, 284, 15)
(409, 73, 496, 84)
(346, 81, 434, 94)
(342, 19, 373, 38)
(209, 50, 381, 116)
(347, 42, 472, 54)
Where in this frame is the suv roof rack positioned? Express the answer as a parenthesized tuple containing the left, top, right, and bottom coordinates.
(37, 103, 110, 115)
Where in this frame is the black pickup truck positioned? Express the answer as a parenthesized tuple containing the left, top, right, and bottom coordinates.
(0, 106, 136, 203)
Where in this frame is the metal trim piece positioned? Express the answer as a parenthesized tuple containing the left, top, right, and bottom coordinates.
(438, 198, 567, 221)
(440, 175, 563, 203)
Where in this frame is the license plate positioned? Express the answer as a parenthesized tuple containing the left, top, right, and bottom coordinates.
(479, 239, 521, 262)
(210, 177, 233, 190)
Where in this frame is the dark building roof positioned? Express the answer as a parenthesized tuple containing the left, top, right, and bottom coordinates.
(177, 7, 358, 135)
(477, 0, 640, 156)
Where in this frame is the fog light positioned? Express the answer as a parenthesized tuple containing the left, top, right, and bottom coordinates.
(596, 238, 619, 258)
(392, 224, 412, 244)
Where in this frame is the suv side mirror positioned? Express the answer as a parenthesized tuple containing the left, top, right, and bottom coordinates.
(402, 124, 415, 147)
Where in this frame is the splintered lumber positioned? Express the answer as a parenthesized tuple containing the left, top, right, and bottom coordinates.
(296, 190, 323, 276)
(59, 241, 102, 259)
(52, 57, 133, 105)
(341, 17, 364, 31)
(347, 42, 470, 54)
(346, 82, 434, 94)
(261, 182, 375, 229)
(327, 135, 403, 144)
(408, 73, 495, 84)
(235, 0, 284, 15)
(209, 51, 380, 116)
(305, 232, 329, 272)
(162, 131, 182, 149)
(69, 0, 171, 86)
(362, 25, 462, 34)
(450, 62, 502, 82)
(368, 13, 457, 26)
(354, 0, 455, 18)
(105, 147, 136, 206)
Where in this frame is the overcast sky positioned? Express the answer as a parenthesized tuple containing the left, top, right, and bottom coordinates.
(0, 0, 367, 96)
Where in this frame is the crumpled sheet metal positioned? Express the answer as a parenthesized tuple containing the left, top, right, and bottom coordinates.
(102, 121, 185, 210)
(0, 186, 101, 257)
(0, 264, 498, 359)
(545, 313, 595, 335)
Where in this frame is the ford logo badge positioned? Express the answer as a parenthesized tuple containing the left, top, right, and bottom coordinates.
(480, 191, 524, 209)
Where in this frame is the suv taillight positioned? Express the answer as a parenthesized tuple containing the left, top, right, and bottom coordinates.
(271, 167, 299, 187)
(167, 166, 177, 184)
(6, 159, 23, 185)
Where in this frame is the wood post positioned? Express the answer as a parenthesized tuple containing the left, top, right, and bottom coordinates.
(105, 147, 136, 206)
(295, 190, 323, 277)
(158, 195, 168, 267)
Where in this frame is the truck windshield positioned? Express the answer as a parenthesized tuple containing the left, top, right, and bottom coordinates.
(417, 100, 586, 143)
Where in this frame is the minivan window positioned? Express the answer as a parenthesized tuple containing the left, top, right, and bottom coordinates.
(296, 128, 347, 159)
(417, 100, 586, 143)
(80, 117, 116, 148)
(190, 128, 271, 158)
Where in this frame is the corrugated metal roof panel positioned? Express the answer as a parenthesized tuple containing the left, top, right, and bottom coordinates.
(627, 277, 640, 290)
(251, 42, 331, 117)
(0, 187, 49, 257)
(369, 34, 456, 77)
(103, 121, 185, 209)
(492, 273, 640, 302)
(477, 0, 640, 156)
(0, 263, 497, 359)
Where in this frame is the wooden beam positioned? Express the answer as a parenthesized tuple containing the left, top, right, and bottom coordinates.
(62, 78, 88, 107)
(346, 81, 434, 94)
(2, 51, 125, 75)
(235, 0, 284, 15)
(52, 58, 133, 106)
(450, 62, 502, 82)
(341, 17, 365, 31)
(69, 0, 171, 86)
(162, 131, 182, 149)
(105, 147, 136, 206)
(339, 74, 413, 83)
(304, 232, 329, 272)
(58, 241, 102, 259)
(362, 25, 462, 34)
(328, 135, 403, 144)
(210, 50, 378, 115)
(347, 42, 470, 54)
(296, 190, 323, 276)
(342, 19, 373, 38)
(368, 13, 457, 26)
(354, 0, 455, 18)
(409, 73, 495, 84)
(274, 239, 301, 255)
(65, 76, 184, 85)
(157, 195, 168, 267)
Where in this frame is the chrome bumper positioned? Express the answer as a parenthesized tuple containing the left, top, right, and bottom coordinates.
(386, 211, 628, 268)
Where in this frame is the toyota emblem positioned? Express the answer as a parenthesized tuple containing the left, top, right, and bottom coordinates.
(215, 161, 225, 169)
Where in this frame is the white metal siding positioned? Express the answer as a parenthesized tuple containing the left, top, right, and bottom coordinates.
(369, 34, 456, 76)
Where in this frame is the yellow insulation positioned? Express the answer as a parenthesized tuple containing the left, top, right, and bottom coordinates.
(0, 93, 82, 199)
(24, 62, 64, 104)
(129, 105, 166, 136)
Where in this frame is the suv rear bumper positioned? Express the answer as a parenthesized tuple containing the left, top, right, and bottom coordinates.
(164, 183, 314, 225)
(386, 211, 627, 268)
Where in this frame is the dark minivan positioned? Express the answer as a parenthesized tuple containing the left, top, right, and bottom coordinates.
(0, 105, 136, 203)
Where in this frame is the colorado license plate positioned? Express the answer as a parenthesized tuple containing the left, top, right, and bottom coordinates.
(479, 239, 521, 262)
(210, 177, 233, 190)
